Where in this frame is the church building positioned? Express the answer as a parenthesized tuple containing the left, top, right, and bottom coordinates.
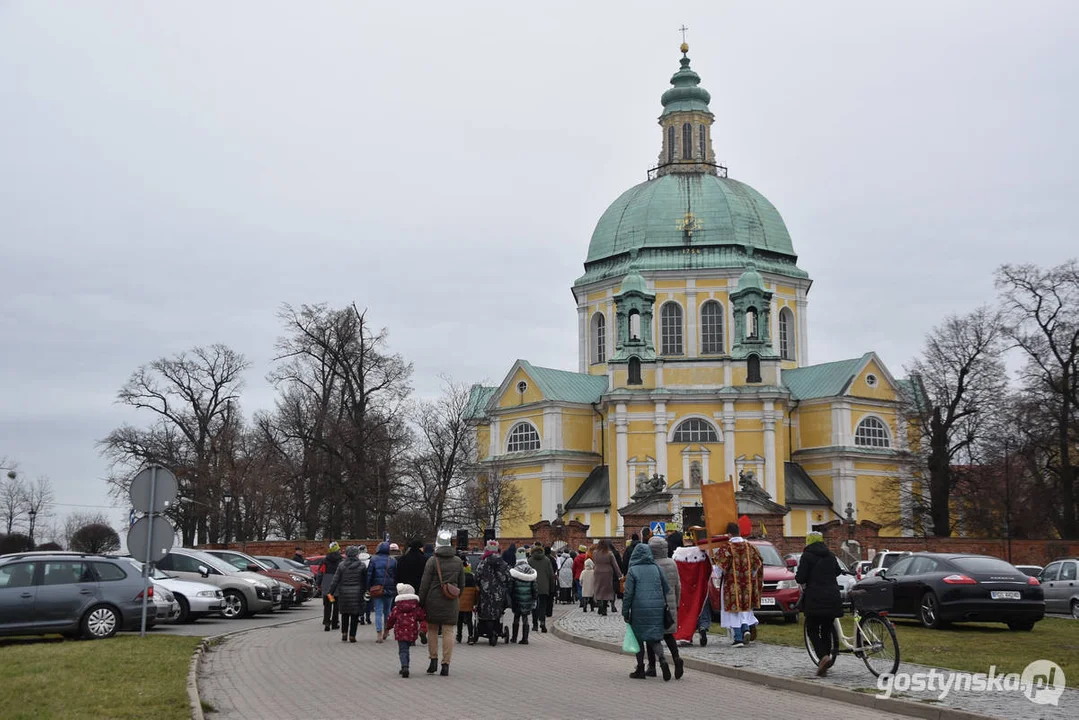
(466, 44, 911, 540)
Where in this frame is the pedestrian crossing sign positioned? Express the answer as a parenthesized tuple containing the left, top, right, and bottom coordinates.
(650, 521, 666, 537)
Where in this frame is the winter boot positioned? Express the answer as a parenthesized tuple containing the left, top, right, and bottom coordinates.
(645, 663, 657, 677)
(540, 621, 547, 633)
(674, 657, 684, 680)
(324, 624, 330, 632)
(511, 616, 519, 643)
(660, 660, 672, 682)
(440, 663, 449, 676)
(401, 666, 409, 678)
(426, 658, 438, 674)
(629, 663, 647, 679)
(520, 624, 529, 645)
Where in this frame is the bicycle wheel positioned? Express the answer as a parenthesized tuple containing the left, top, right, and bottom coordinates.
(803, 617, 839, 669)
(856, 614, 900, 677)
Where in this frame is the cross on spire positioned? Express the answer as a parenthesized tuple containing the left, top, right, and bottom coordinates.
(679, 24, 689, 44)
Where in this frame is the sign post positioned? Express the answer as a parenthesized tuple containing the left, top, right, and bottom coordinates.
(127, 465, 178, 638)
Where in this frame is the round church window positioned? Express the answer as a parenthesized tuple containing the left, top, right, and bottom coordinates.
(866, 374, 878, 387)
(516, 381, 528, 394)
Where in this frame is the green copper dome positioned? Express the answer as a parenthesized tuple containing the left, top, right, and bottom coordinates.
(736, 262, 765, 291)
(617, 269, 649, 296)
(661, 53, 712, 116)
(583, 173, 796, 264)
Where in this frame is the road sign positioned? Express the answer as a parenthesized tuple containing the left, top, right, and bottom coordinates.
(650, 521, 666, 537)
(127, 515, 175, 563)
(129, 466, 178, 513)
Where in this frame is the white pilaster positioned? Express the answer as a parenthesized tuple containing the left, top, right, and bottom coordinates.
(686, 289, 698, 357)
(543, 407, 563, 450)
(654, 401, 668, 479)
(722, 401, 737, 483)
(541, 462, 562, 523)
(796, 289, 809, 366)
(605, 298, 615, 360)
(615, 402, 629, 533)
(578, 305, 588, 373)
(832, 459, 857, 520)
(723, 360, 732, 387)
(762, 400, 778, 499)
(489, 418, 501, 457)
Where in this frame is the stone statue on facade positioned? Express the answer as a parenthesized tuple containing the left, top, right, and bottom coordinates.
(738, 468, 763, 493)
(635, 472, 667, 496)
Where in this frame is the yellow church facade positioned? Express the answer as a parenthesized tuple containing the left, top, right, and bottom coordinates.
(467, 46, 911, 540)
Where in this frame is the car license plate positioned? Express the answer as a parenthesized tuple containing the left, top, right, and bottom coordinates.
(760, 597, 776, 606)
(991, 591, 1020, 600)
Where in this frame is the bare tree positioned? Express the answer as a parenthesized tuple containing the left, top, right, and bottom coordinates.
(904, 306, 1007, 535)
(24, 476, 54, 545)
(0, 469, 26, 535)
(63, 511, 113, 550)
(408, 378, 476, 529)
(461, 459, 527, 536)
(996, 261, 1079, 539)
(100, 344, 249, 545)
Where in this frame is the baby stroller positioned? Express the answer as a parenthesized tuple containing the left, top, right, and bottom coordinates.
(472, 598, 510, 646)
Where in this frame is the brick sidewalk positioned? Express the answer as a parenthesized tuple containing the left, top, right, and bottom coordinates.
(198, 604, 912, 720)
(557, 608, 1074, 720)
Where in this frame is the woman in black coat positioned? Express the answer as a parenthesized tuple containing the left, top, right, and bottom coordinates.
(795, 532, 844, 676)
(328, 545, 368, 643)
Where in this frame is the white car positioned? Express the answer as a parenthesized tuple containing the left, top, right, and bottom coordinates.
(151, 584, 181, 623)
(126, 559, 225, 623)
(864, 550, 912, 579)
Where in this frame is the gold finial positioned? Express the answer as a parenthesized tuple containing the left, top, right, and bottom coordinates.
(679, 24, 689, 54)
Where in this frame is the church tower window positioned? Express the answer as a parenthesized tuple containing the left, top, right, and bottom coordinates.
(855, 417, 891, 448)
(660, 302, 683, 355)
(667, 126, 675, 163)
(682, 123, 692, 160)
(506, 422, 541, 452)
(746, 307, 759, 339)
(779, 307, 795, 360)
(747, 354, 762, 383)
(700, 300, 724, 354)
(699, 125, 706, 160)
(591, 312, 606, 363)
(628, 357, 642, 385)
(628, 310, 642, 341)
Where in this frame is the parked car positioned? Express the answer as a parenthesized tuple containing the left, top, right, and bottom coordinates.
(149, 582, 181, 624)
(1014, 565, 1043, 578)
(836, 557, 858, 603)
(124, 559, 224, 623)
(256, 556, 316, 598)
(854, 560, 873, 580)
(0, 553, 152, 639)
(1039, 558, 1079, 618)
(864, 550, 912, 578)
(708, 539, 800, 622)
(156, 549, 277, 618)
(873, 552, 1044, 630)
(205, 550, 310, 606)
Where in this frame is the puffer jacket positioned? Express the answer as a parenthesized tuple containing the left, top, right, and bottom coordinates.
(418, 545, 465, 626)
(327, 556, 367, 615)
(528, 546, 555, 595)
(385, 592, 426, 643)
(623, 542, 670, 642)
(795, 540, 844, 618)
(475, 553, 512, 621)
(366, 542, 398, 598)
(579, 558, 596, 598)
(509, 560, 538, 614)
(396, 546, 427, 591)
(648, 535, 681, 634)
(318, 550, 342, 595)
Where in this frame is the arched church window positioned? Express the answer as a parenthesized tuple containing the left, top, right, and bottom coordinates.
(628, 357, 642, 385)
(672, 418, 719, 443)
(747, 354, 762, 383)
(660, 302, 683, 355)
(506, 422, 541, 452)
(689, 461, 703, 488)
(779, 308, 795, 360)
(700, 300, 724, 354)
(699, 125, 706, 160)
(682, 123, 692, 160)
(667, 126, 675, 163)
(854, 417, 891, 448)
(746, 307, 759, 339)
(591, 312, 606, 364)
(629, 310, 641, 341)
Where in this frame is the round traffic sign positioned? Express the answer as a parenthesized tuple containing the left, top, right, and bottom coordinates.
(127, 515, 175, 563)
(129, 466, 178, 513)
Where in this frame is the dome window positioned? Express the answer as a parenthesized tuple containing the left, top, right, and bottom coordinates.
(591, 312, 606, 364)
(682, 123, 692, 160)
(700, 300, 724, 354)
(699, 125, 706, 160)
(628, 357, 643, 385)
(672, 418, 719, 443)
(746, 307, 759, 339)
(747, 354, 762, 383)
(667, 126, 675, 163)
(506, 422, 541, 452)
(628, 310, 642, 341)
(854, 417, 890, 448)
(779, 307, 795, 361)
(660, 302, 684, 355)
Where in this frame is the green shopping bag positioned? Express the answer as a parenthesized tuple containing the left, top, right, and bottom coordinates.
(622, 623, 640, 654)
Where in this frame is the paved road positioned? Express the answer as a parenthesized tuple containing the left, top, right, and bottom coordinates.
(198, 605, 911, 720)
(126, 602, 322, 637)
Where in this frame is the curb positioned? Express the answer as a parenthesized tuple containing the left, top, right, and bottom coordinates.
(550, 623, 998, 720)
(188, 611, 320, 720)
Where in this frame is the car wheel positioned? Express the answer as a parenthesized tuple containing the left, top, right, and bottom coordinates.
(1007, 620, 1034, 632)
(81, 605, 120, 639)
(919, 591, 944, 629)
(221, 590, 248, 619)
(174, 595, 191, 624)
(1072, 600, 1079, 620)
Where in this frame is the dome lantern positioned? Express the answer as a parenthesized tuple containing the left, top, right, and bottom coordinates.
(656, 44, 718, 178)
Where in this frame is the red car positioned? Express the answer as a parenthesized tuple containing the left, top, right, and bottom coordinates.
(707, 538, 801, 623)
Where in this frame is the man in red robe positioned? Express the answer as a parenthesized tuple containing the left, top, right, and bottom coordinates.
(713, 522, 763, 647)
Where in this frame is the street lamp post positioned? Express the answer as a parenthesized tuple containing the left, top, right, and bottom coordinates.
(223, 490, 233, 550)
(27, 508, 37, 549)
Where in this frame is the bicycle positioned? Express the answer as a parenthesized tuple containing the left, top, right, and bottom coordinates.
(803, 578, 900, 677)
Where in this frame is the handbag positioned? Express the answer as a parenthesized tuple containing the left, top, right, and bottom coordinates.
(663, 605, 675, 629)
(436, 558, 460, 600)
(369, 585, 384, 598)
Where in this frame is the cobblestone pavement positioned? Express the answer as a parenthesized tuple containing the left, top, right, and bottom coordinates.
(198, 603, 912, 720)
(558, 608, 1076, 720)
(132, 602, 321, 637)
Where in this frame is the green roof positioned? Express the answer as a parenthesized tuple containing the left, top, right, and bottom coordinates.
(519, 361, 609, 404)
(660, 52, 712, 117)
(736, 263, 765, 291)
(465, 385, 497, 419)
(578, 173, 798, 286)
(565, 465, 610, 510)
(618, 269, 650, 296)
(785, 462, 832, 507)
(782, 354, 871, 400)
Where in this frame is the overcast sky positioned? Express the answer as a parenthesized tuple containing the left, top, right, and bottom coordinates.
(2, 1, 1076, 536)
